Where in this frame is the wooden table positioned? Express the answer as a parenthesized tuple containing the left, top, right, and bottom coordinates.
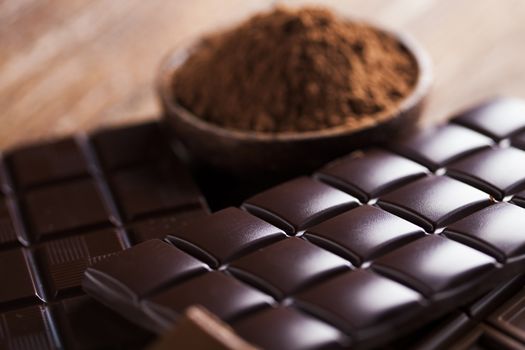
(1, 0, 525, 149)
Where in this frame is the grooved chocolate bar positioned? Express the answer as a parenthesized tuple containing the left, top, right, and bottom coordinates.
(0, 121, 209, 349)
(83, 98, 525, 349)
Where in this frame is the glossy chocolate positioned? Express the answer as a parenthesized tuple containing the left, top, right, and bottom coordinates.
(447, 147, 525, 199)
(167, 207, 285, 267)
(452, 97, 525, 140)
(445, 203, 525, 263)
(389, 124, 493, 170)
(316, 148, 428, 201)
(372, 235, 496, 297)
(87, 239, 208, 302)
(378, 175, 490, 231)
(144, 271, 273, 328)
(233, 307, 346, 350)
(305, 205, 425, 265)
(229, 237, 350, 298)
(296, 269, 424, 336)
(83, 99, 525, 349)
(243, 177, 358, 234)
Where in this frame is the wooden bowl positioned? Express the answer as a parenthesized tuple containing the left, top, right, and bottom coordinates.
(158, 26, 432, 179)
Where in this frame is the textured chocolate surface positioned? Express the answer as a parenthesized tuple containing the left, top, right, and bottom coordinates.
(316, 148, 428, 202)
(243, 177, 358, 234)
(229, 237, 349, 298)
(445, 203, 525, 263)
(447, 147, 525, 200)
(168, 207, 285, 267)
(305, 205, 425, 265)
(233, 306, 345, 350)
(388, 124, 493, 170)
(452, 97, 525, 140)
(84, 99, 525, 349)
(0, 121, 208, 349)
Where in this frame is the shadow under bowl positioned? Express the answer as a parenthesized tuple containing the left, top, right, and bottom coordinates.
(158, 26, 432, 179)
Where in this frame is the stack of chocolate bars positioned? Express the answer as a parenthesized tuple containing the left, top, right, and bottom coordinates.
(0, 123, 207, 349)
(1, 98, 525, 349)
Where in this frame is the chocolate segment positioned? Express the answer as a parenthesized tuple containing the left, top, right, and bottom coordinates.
(6, 138, 89, 189)
(35, 229, 126, 299)
(127, 209, 207, 243)
(452, 97, 525, 140)
(167, 207, 285, 267)
(0, 248, 43, 307)
(85, 239, 208, 302)
(0, 305, 58, 349)
(233, 307, 346, 350)
(295, 269, 424, 336)
(243, 177, 358, 234)
(109, 160, 203, 220)
(378, 175, 490, 231)
(144, 271, 273, 328)
(445, 203, 525, 263)
(305, 205, 425, 265)
(23, 178, 112, 238)
(83, 99, 525, 349)
(229, 237, 350, 298)
(316, 149, 428, 201)
(372, 235, 496, 297)
(447, 147, 525, 199)
(389, 124, 493, 170)
(91, 122, 170, 170)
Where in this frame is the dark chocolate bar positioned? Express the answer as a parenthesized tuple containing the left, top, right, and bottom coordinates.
(0, 121, 209, 349)
(83, 98, 525, 349)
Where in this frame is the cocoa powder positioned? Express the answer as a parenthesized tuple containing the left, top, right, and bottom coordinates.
(173, 7, 418, 133)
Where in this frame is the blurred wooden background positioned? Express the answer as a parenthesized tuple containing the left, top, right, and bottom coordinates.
(1, 0, 525, 149)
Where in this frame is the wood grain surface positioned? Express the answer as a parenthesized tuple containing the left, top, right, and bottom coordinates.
(1, 0, 525, 149)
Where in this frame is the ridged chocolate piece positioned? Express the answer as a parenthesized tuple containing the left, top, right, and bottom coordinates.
(0, 121, 208, 349)
(83, 98, 525, 349)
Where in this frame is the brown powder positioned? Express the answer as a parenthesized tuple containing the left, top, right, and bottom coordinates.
(173, 6, 418, 133)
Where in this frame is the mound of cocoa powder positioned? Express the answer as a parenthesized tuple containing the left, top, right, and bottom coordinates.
(173, 7, 418, 133)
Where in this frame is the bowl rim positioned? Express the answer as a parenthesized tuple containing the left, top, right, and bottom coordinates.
(157, 22, 433, 143)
